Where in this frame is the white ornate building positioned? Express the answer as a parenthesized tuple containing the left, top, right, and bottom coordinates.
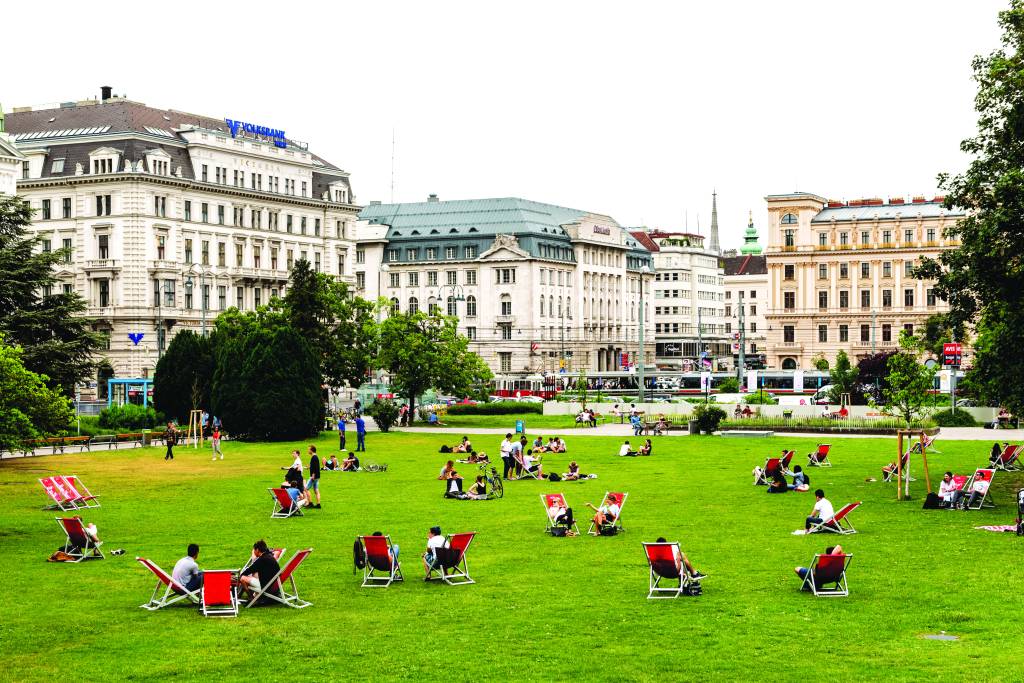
(0, 108, 24, 195)
(357, 196, 654, 375)
(7, 90, 360, 395)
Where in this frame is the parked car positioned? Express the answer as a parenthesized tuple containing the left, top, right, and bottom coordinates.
(517, 395, 545, 403)
(955, 398, 975, 407)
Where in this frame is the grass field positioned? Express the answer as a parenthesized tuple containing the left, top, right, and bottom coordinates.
(3, 430, 1024, 681)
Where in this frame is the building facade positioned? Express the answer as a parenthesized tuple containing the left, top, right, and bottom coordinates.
(632, 230, 728, 369)
(722, 252, 768, 368)
(0, 108, 24, 195)
(8, 92, 360, 393)
(357, 196, 654, 376)
(763, 192, 964, 369)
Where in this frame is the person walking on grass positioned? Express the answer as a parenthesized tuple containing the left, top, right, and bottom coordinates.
(164, 421, 176, 461)
(211, 425, 223, 461)
(337, 414, 347, 451)
(306, 445, 321, 509)
(356, 414, 367, 452)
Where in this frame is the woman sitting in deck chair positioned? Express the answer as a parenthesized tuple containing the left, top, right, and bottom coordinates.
(587, 494, 621, 531)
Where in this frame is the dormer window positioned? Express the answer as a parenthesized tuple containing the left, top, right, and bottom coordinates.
(89, 147, 121, 175)
(145, 148, 172, 177)
(93, 158, 113, 174)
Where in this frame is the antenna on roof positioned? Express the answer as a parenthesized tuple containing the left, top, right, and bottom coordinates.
(390, 127, 396, 204)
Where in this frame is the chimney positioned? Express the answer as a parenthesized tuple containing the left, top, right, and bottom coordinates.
(427, 193, 439, 203)
(369, 200, 381, 206)
(101, 86, 113, 101)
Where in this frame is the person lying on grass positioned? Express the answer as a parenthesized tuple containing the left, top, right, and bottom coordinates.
(587, 495, 620, 529)
(794, 544, 843, 589)
(655, 537, 706, 580)
(452, 436, 472, 454)
(457, 451, 489, 465)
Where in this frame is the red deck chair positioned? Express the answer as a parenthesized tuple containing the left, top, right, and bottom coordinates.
(136, 557, 201, 610)
(993, 445, 1022, 472)
(643, 542, 690, 599)
(962, 468, 996, 510)
(201, 570, 239, 617)
(40, 477, 77, 511)
(542, 493, 580, 535)
(60, 476, 100, 509)
(428, 532, 476, 585)
(588, 492, 628, 536)
(245, 548, 313, 608)
(268, 488, 303, 518)
(359, 535, 403, 587)
(808, 501, 862, 535)
(808, 443, 832, 467)
(56, 516, 104, 561)
(756, 458, 782, 486)
(800, 553, 853, 597)
(781, 450, 796, 475)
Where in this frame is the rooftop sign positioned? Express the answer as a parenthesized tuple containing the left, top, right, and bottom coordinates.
(225, 118, 287, 148)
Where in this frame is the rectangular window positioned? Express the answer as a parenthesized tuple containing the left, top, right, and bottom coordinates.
(784, 264, 795, 280)
(840, 263, 849, 279)
(904, 260, 915, 277)
(883, 262, 892, 278)
(62, 197, 72, 219)
(42, 239, 51, 253)
(236, 244, 244, 267)
(466, 270, 477, 286)
(446, 270, 457, 286)
(839, 324, 849, 342)
(253, 246, 262, 269)
(904, 323, 914, 336)
(301, 181, 307, 197)
(860, 289, 870, 308)
(818, 291, 828, 309)
(97, 234, 109, 260)
(314, 252, 321, 272)
(927, 289, 937, 306)
(95, 195, 111, 216)
(98, 279, 110, 307)
(335, 253, 341, 273)
(184, 201, 192, 222)
(286, 250, 294, 270)
(408, 272, 419, 287)
(882, 324, 892, 342)
(840, 232, 849, 246)
(445, 246, 457, 259)
(499, 352, 512, 372)
(389, 272, 400, 288)
(184, 239, 193, 264)
(356, 272, 366, 289)
(254, 288, 262, 308)
(466, 327, 476, 340)
(465, 246, 477, 259)
(882, 289, 892, 308)
(202, 284, 210, 311)
(62, 238, 73, 262)
(201, 203, 209, 223)
(426, 247, 438, 260)
(202, 165, 208, 182)
(927, 228, 936, 242)
(818, 264, 827, 279)
(154, 196, 166, 217)
(783, 291, 795, 310)
(286, 215, 293, 233)
(201, 240, 210, 265)
(252, 209, 262, 230)
(427, 271, 438, 287)
(218, 243, 226, 267)
(314, 219, 321, 237)
(185, 284, 193, 310)
(501, 299, 512, 316)
(406, 248, 418, 261)
(904, 289, 915, 307)
(784, 230, 794, 247)
(861, 230, 870, 245)
(218, 205, 225, 225)
(499, 324, 513, 341)
(218, 286, 227, 311)
(818, 325, 828, 342)
(839, 290, 849, 309)
(860, 262, 870, 278)
(783, 325, 795, 343)
(882, 230, 892, 244)
(237, 287, 245, 309)
(272, 249, 279, 270)
(861, 324, 870, 342)
(818, 232, 827, 246)
(496, 268, 516, 284)
(42, 199, 51, 219)
(300, 217, 307, 235)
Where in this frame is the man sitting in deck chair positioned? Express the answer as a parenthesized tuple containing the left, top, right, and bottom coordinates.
(426, 532, 477, 585)
(991, 444, 1021, 472)
(805, 493, 862, 535)
(961, 468, 996, 510)
(753, 457, 783, 486)
(239, 539, 282, 604)
(171, 543, 204, 595)
(807, 444, 832, 467)
(794, 545, 852, 597)
(54, 516, 104, 562)
(587, 492, 626, 535)
(358, 532, 403, 587)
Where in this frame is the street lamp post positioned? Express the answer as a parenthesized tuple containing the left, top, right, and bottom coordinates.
(638, 265, 650, 403)
(185, 264, 214, 337)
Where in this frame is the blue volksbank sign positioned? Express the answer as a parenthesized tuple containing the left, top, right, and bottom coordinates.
(225, 118, 287, 148)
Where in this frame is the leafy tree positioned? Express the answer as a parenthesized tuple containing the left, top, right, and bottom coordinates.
(916, 1, 1024, 414)
(907, 313, 964, 358)
(828, 350, 859, 404)
(376, 311, 493, 421)
(0, 336, 73, 451)
(882, 352, 936, 427)
(152, 330, 213, 422)
(0, 195, 102, 396)
(716, 377, 739, 394)
(282, 259, 375, 389)
(813, 356, 830, 371)
(366, 398, 400, 432)
(856, 352, 896, 405)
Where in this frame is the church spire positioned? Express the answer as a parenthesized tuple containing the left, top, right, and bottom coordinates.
(709, 191, 720, 254)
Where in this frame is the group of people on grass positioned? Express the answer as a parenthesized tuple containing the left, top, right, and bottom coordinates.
(335, 412, 368, 453)
(618, 439, 652, 457)
(171, 540, 281, 602)
(163, 413, 223, 462)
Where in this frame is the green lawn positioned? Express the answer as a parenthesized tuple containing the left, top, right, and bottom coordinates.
(3, 431, 1023, 681)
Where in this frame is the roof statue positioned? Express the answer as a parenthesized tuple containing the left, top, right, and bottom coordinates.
(740, 210, 763, 255)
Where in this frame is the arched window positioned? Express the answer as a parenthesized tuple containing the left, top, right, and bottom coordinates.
(389, 297, 399, 314)
(781, 357, 797, 370)
(539, 295, 545, 318)
(781, 213, 798, 225)
(500, 294, 512, 316)
(447, 295, 457, 316)
(466, 295, 477, 317)
(408, 297, 419, 314)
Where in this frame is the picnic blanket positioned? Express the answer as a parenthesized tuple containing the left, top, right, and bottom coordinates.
(974, 525, 1018, 533)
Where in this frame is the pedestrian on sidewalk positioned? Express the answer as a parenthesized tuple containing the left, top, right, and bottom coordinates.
(355, 414, 367, 452)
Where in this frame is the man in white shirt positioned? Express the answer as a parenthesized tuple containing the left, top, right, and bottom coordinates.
(422, 526, 447, 579)
(171, 543, 203, 592)
(500, 434, 515, 479)
(522, 451, 542, 478)
(618, 441, 636, 457)
(509, 437, 526, 479)
(805, 489, 835, 531)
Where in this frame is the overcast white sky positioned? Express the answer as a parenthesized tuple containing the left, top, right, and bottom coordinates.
(3, 0, 1008, 249)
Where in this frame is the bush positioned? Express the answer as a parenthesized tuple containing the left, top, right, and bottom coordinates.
(931, 408, 978, 427)
(367, 399, 400, 432)
(446, 402, 543, 415)
(716, 377, 739, 394)
(693, 404, 727, 433)
(98, 404, 164, 431)
(744, 393, 777, 405)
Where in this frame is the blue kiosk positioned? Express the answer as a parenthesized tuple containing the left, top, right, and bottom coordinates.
(106, 378, 154, 408)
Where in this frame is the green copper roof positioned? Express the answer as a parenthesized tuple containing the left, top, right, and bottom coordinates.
(740, 211, 763, 255)
(359, 197, 588, 239)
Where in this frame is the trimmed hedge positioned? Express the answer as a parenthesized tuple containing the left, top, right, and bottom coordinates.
(446, 402, 543, 415)
(930, 409, 978, 427)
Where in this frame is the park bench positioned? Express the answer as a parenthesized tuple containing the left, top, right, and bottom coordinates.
(117, 433, 145, 447)
(89, 434, 118, 449)
(19, 435, 92, 455)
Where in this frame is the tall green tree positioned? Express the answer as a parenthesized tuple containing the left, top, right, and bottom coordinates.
(882, 351, 936, 427)
(376, 311, 493, 421)
(828, 350, 859, 404)
(917, 1, 1024, 413)
(282, 258, 375, 388)
(0, 336, 73, 452)
(152, 330, 213, 422)
(0, 195, 102, 396)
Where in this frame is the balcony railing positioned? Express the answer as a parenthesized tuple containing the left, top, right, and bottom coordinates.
(85, 259, 119, 271)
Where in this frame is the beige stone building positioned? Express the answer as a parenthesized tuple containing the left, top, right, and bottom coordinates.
(763, 192, 965, 369)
